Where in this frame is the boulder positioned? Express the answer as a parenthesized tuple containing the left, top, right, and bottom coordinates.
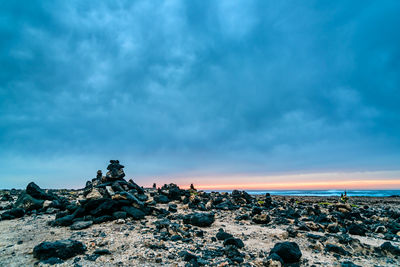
(1, 194, 13, 201)
(113, 211, 127, 220)
(183, 213, 215, 227)
(93, 215, 113, 224)
(14, 193, 44, 211)
(252, 214, 271, 224)
(223, 237, 244, 248)
(216, 228, 233, 240)
(381, 242, 400, 256)
(26, 182, 58, 200)
(269, 242, 302, 264)
(90, 199, 116, 217)
(1, 208, 25, 220)
(348, 223, 366, 236)
(154, 194, 170, 204)
(121, 206, 145, 220)
(51, 215, 75, 226)
(33, 239, 86, 261)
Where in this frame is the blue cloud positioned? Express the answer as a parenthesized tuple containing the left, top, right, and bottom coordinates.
(0, 0, 399, 188)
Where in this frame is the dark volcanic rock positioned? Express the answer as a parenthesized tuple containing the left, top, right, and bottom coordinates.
(154, 194, 170, 204)
(121, 206, 145, 220)
(348, 223, 367, 236)
(223, 237, 244, 248)
(26, 182, 58, 200)
(264, 193, 272, 207)
(180, 250, 197, 262)
(1, 208, 25, 220)
(381, 242, 400, 256)
(33, 239, 86, 261)
(113, 211, 127, 219)
(70, 220, 93, 230)
(216, 228, 233, 240)
(106, 160, 125, 181)
(90, 199, 116, 217)
(1, 194, 13, 201)
(42, 257, 64, 265)
(252, 214, 271, 224)
(93, 215, 114, 224)
(94, 249, 111, 255)
(183, 212, 215, 227)
(325, 244, 350, 256)
(52, 215, 75, 227)
(269, 241, 302, 264)
(14, 193, 44, 211)
(224, 245, 245, 262)
(341, 261, 361, 267)
(168, 204, 178, 213)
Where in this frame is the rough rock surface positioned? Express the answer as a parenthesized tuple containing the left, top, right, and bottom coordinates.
(33, 239, 86, 261)
(1, 160, 400, 266)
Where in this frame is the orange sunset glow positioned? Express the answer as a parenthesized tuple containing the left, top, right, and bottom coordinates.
(165, 170, 400, 191)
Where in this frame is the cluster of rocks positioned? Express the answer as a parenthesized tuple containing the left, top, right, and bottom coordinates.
(2, 160, 400, 266)
(1, 182, 68, 221)
(51, 160, 150, 229)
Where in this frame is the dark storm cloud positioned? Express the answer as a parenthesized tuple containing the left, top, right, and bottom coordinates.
(1, 0, 400, 187)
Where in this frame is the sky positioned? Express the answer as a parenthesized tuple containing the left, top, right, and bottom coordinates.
(1, 1, 400, 189)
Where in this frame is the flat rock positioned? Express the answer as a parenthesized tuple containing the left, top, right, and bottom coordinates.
(33, 239, 86, 261)
(183, 212, 215, 227)
(70, 220, 93, 230)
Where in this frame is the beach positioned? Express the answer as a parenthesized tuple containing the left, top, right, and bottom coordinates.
(1, 182, 400, 267)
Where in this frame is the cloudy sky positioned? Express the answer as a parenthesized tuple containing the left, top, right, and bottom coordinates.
(1, 1, 400, 189)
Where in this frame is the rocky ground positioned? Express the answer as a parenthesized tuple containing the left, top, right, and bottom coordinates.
(1, 163, 400, 266)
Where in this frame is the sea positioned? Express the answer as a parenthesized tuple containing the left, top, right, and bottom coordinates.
(205, 190, 400, 197)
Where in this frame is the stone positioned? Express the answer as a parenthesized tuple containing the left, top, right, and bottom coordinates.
(121, 206, 145, 220)
(43, 200, 52, 209)
(14, 193, 44, 211)
(1, 194, 13, 201)
(168, 185, 181, 200)
(264, 193, 273, 207)
(183, 213, 215, 227)
(105, 186, 115, 197)
(70, 221, 93, 230)
(154, 194, 170, 204)
(348, 223, 366, 236)
(223, 237, 244, 248)
(33, 239, 86, 261)
(113, 211, 127, 219)
(341, 261, 361, 267)
(86, 189, 103, 200)
(94, 249, 111, 255)
(252, 214, 271, 224)
(325, 244, 350, 256)
(90, 199, 116, 217)
(105, 160, 125, 181)
(93, 215, 113, 224)
(216, 228, 233, 240)
(1, 208, 25, 220)
(269, 242, 302, 264)
(52, 215, 75, 226)
(381, 242, 400, 256)
(180, 251, 197, 262)
(26, 182, 58, 200)
(168, 204, 178, 213)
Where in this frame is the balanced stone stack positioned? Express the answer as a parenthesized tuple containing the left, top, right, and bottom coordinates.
(52, 160, 150, 228)
(105, 160, 125, 181)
